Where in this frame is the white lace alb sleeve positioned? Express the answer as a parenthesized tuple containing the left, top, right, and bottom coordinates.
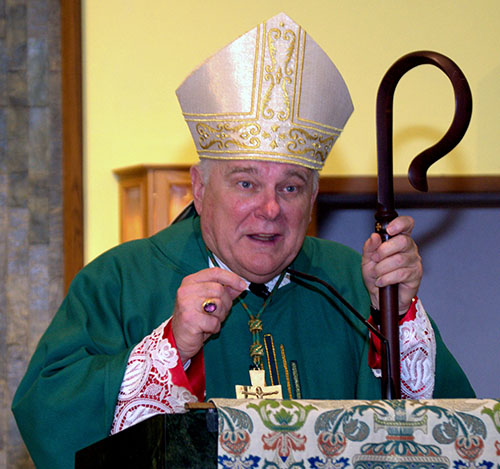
(372, 298, 436, 399)
(399, 299, 436, 398)
(110, 318, 198, 434)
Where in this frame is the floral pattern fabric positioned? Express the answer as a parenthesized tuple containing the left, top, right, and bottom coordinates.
(212, 398, 500, 469)
(111, 319, 199, 434)
(370, 298, 436, 399)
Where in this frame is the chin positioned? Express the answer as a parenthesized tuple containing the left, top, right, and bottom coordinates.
(243, 264, 284, 283)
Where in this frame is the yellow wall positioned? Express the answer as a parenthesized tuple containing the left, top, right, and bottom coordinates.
(83, 0, 500, 262)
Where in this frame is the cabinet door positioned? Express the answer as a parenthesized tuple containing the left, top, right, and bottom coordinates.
(116, 165, 192, 243)
(150, 169, 192, 235)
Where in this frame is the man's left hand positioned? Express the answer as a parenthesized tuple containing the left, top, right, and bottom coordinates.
(361, 215, 422, 315)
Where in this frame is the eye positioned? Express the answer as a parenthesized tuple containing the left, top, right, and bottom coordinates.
(284, 185, 297, 193)
(238, 180, 252, 189)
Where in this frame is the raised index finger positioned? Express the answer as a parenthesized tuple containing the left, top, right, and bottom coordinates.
(184, 267, 247, 295)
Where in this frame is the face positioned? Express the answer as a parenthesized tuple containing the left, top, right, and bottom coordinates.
(191, 160, 318, 283)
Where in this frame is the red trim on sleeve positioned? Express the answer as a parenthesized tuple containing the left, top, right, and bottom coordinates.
(368, 297, 418, 369)
(163, 320, 206, 402)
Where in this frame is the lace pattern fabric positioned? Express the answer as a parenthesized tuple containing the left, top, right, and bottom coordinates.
(110, 319, 197, 434)
(399, 299, 436, 399)
(370, 298, 435, 399)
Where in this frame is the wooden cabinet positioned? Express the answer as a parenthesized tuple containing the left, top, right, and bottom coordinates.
(114, 165, 192, 242)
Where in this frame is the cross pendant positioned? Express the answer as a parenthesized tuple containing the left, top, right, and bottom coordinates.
(235, 369, 283, 399)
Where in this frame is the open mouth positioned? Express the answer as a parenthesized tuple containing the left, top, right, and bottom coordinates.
(248, 234, 279, 242)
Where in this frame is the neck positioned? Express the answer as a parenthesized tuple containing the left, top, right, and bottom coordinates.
(208, 252, 289, 289)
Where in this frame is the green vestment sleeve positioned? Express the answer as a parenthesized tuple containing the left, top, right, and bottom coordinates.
(12, 258, 138, 469)
(12, 218, 206, 469)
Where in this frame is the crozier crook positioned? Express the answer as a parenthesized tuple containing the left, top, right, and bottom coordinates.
(375, 51, 472, 399)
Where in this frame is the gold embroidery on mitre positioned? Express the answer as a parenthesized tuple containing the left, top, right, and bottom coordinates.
(197, 122, 261, 150)
(262, 24, 295, 121)
(287, 128, 336, 164)
(177, 13, 353, 170)
(196, 119, 337, 165)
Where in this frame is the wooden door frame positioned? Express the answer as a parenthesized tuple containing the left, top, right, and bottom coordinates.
(61, 0, 84, 292)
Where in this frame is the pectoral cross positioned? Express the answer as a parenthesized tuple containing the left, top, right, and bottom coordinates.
(235, 369, 283, 399)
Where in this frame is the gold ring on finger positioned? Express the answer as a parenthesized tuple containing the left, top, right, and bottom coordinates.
(202, 299, 217, 314)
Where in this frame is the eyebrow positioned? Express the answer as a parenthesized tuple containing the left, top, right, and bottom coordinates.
(224, 165, 310, 183)
(285, 169, 309, 183)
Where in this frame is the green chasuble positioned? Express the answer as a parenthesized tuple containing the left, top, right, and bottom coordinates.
(12, 214, 474, 469)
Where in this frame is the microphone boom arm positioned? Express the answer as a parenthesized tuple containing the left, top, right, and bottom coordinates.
(287, 268, 396, 399)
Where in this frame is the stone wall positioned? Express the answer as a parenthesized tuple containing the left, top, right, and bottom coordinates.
(0, 1, 63, 467)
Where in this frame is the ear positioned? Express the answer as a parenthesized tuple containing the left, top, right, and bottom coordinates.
(307, 180, 319, 223)
(311, 182, 319, 206)
(190, 165, 205, 215)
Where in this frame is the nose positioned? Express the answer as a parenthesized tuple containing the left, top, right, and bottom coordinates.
(255, 189, 281, 220)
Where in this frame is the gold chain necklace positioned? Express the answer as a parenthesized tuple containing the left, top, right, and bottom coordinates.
(208, 251, 285, 369)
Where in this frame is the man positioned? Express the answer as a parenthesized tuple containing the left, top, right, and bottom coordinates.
(12, 12, 474, 469)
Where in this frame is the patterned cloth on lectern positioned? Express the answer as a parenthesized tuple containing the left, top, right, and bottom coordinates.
(211, 398, 500, 469)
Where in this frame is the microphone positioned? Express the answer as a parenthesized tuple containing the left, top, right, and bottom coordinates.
(249, 282, 270, 299)
(286, 268, 397, 400)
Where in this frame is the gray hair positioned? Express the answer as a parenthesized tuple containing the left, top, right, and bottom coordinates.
(194, 159, 319, 192)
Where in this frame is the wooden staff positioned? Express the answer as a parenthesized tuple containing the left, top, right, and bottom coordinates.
(375, 51, 472, 399)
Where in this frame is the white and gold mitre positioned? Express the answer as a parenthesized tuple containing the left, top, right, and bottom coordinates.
(176, 12, 353, 170)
